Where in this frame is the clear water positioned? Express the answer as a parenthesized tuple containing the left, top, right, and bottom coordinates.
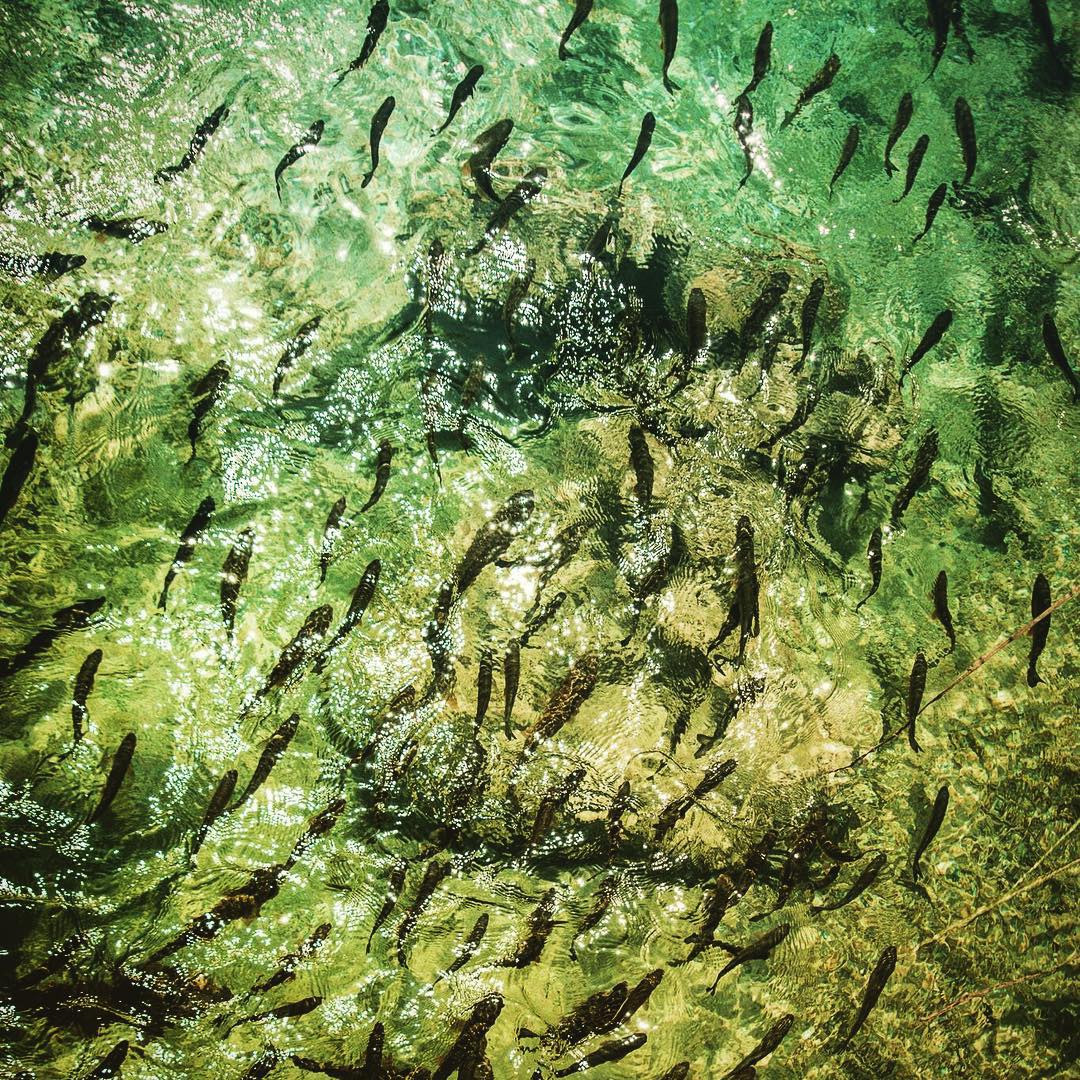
(1, 1, 1078, 1077)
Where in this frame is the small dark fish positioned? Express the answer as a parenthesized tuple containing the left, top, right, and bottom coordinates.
(884, 92, 914, 177)
(220, 527, 255, 638)
(837, 946, 897, 1050)
(954, 97, 976, 185)
(504, 258, 536, 346)
(318, 496, 346, 583)
(0, 251, 85, 280)
(240, 1051, 281, 1080)
(456, 490, 535, 594)
(314, 557, 380, 673)
(855, 527, 882, 611)
(272, 315, 322, 396)
(1029, 0, 1069, 81)
(250, 605, 333, 706)
(435, 994, 503, 1080)
(607, 779, 632, 850)
(683, 872, 741, 962)
(236, 995, 322, 1027)
(744, 21, 773, 95)
(274, 120, 325, 202)
(89, 732, 136, 823)
(82, 215, 168, 244)
(0, 426, 37, 530)
(1042, 314, 1080, 401)
(436, 912, 489, 982)
(559, 0, 594, 60)
(932, 570, 956, 649)
(367, 859, 407, 952)
(86, 1041, 129, 1080)
(334, 0, 390, 86)
(361, 1022, 384, 1080)
(191, 769, 237, 855)
(360, 439, 394, 512)
(434, 65, 484, 135)
(927, 0, 950, 76)
(740, 272, 791, 354)
(250, 923, 332, 994)
(890, 429, 939, 526)
(187, 358, 230, 461)
(499, 888, 557, 968)
(155, 102, 229, 182)
(905, 651, 927, 752)
(474, 647, 494, 731)
(606, 970, 661, 1023)
(396, 859, 451, 965)
(950, 1, 975, 60)
(526, 766, 586, 851)
(899, 310, 952, 384)
(554, 1033, 646, 1076)
(468, 166, 547, 255)
(232, 712, 300, 810)
(69, 647, 103, 749)
(809, 852, 887, 914)
(1028, 573, 1051, 687)
(520, 653, 600, 756)
(912, 182, 947, 244)
(658, 0, 680, 94)
(913, 785, 948, 880)
(0, 596, 105, 681)
(628, 423, 654, 514)
(708, 924, 790, 992)
(619, 112, 655, 194)
(733, 93, 755, 188)
(361, 95, 395, 188)
(709, 516, 760, 665)
(725, 1014, 795, 1076)
(829, 124, 860, 197)
(158, 496, 215, 610)
(893, 133, 929, 202)
(654, 758, 738, 842)
(659, 1066, 690, 1080)
(570, 874, 617, 960)
(465, 119, 514, 203)
(781, 53, 841, 129)
(797, 278, 826, 370)
(527, 982, 629, 1048)
(519, 591, 566, 649)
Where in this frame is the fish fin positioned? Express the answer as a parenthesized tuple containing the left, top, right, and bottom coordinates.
(361, 171, 374, 189)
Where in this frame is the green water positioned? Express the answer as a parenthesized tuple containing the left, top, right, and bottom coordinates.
(1, 0, 1078, 1077)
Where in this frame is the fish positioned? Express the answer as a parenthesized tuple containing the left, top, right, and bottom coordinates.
(272, 315, 322, 396)
(570, 875, 617, 960)
(883, 92, 914, 177)
(606, 779, 632, 850)
(396, 858, 451, 965)
(905, 651, 927, 752)
(893, 133, 929, 202)
(499, 888, 557, 968)
(465, 119, 514, 203)
(658, 0, 680, 94)
(899, 309, 952, 384)
(724, 1014, 795, 1076)
(367, 859, 408, 952)
(836, 945, 897, 1050)
(797, 278, 826, 369)
(361, 95, 395, 188)
(248, 604, 333, 707)
(274, 120, 324, 202)
(708, 923, 790, 992)
(467, 166, 547, 255)
(434, 65, 484, 135)
(628, 423, 654, 514)
(504, 258, 536, 347)
(554, 1033, 646, 1076)
(235, 995, 322, 1028)
(187, 358, 230, 461)
(520, 652, 600, 756)
(619, 112, 655, 194)
(932, 569, 956, 649)
(854, 527, 883, 611)
(436, 912, 489, 982)
(239, 1050, 281, 1080)
(434, 994, 503, 1080)
(157, 495, 215, 610)
(1028, 0, 1069, 82)
(0, 596, 105, 681)
(68, 648, 103, 750)
(519, 591, 566, 648)
(361, 1022, 385, 1079)
(733, 93, 755, 188)
(1042, 313, 1080, 400)
(249, 923, 332, 995)
(289, 797, 347, 864)
(683, 286, 707, 377)
(0, 429, 38, 530)
(809, 852, 887, 914)
(334, 0, 390, 86)
(912, 182, 947, 244)
(739, 271, 790, 355)
(829, 124, 860, 198)
(455, 490, 535, 594)
(682, 873, 741, 962)
(314, 558, 381, 673)
(471, 647, 494, 732)
(659, 1066, 690, 1080)
(154, 102, 229, 182)
(654, 758, 738, 842)
(559, 0, 594, 60)
(82, 215, 168, 243)
(231, 712, 300, 810)
(609, 970, 662, 1026)
(780, 53, 841, 129)
(526, 766, 587, 851)
(708, 516, 760, 665)
(0, 251, 85, 280)
(360, 439, 394, 512)
(950, 0, 975, 60)
(954, 97, 976, 185)
(890, 429, 939, 525)
(1028, 572, 1051, 687)
(913, 785, 948, 880)
(220, 527, 255, 639)
(85, 1041, 129, 1080)
(743, 21, 773, 95)
(191, 769, 238, 855)
(318, 496, 346, 583)
(89, 732, 136, 823)
(927, 0, 950, 76)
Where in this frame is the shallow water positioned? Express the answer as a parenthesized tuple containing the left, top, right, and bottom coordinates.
(0, 0, 1078, 1077)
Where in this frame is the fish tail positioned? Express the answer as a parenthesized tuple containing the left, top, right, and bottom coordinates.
(558, 44, 571, 62)
(1027, 664, 1042, 688)
(663, 73, 679, 95)
(780, 110, 794, 130)
(361, 171, 374, 189)
(884, 159, 895, 178)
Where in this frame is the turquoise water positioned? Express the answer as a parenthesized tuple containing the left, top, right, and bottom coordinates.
(0, 1, 1078, 1077)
